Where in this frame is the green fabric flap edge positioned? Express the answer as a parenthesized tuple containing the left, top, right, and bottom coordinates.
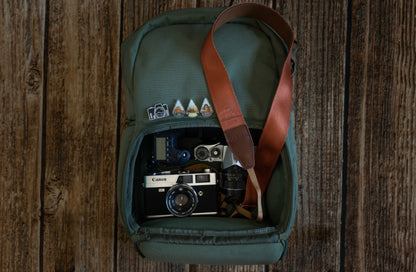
(133, 224, 281, 245)
(131, 217, 288, 264)
(136, 241, 286, 265)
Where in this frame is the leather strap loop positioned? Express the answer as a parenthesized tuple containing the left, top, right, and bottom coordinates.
(201, 3, 294, 210)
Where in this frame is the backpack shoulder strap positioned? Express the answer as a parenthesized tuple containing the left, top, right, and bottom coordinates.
(201, 3, 294, 220)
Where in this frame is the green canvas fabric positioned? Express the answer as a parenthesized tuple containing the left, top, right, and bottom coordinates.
(136, 241, 286, 265)
(118, 7, 297, 264)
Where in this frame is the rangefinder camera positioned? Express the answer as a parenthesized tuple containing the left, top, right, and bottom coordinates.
(143, 170, 218, 218)
(194, 143, 241, 169)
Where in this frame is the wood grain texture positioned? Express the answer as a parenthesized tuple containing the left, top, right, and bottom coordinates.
(192, 265, 266, 271)
(345, 0, 416, 271)
(272, 0, 348, 271)
(197, 0, 273, 8)
(42, 1, 120, 271)
(0, 0, 45, 271)
(1, 0, 415, 271)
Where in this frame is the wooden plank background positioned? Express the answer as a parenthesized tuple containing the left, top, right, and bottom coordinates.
(0, 0, 414, 271)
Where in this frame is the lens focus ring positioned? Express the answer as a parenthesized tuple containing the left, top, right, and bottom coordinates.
(165, 184, 198, 217)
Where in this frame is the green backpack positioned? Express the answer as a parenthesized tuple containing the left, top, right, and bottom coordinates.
(118, 3, 298, 265)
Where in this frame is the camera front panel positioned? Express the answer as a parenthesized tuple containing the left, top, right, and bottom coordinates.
(191, 184, 218, 215)
(143, 172, 218, 218)
(143, 186, 172, 217)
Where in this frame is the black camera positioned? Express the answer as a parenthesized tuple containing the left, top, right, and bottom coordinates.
(152, 132, 191, 165)
(143, 170, 218, 218)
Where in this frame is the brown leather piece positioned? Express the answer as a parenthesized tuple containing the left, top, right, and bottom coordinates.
(201, 3, 294, 206)
(223, 125, 254, 169)
(244, 53, 293, 205)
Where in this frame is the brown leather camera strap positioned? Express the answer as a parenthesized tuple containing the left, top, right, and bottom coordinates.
(201, 3, 294, 220)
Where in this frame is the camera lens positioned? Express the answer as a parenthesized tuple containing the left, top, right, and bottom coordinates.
(219, 166, 248, 203)
(195, 146, 210, 160)
(177, 150, 191, 164)
(166, 184, 198, 217)
(211, 147, 221, 158)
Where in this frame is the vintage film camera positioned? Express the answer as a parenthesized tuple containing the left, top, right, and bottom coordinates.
(143, 170, 218, 218)
(143, 132, 248, 218)
(194, 143, 241, 169)
(151, 132, 191, 166)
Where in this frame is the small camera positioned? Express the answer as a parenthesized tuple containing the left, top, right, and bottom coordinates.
(143, 170, 218, 218)
(194, 143, 241, 169)
(147, 103, 169, 120)
(194, 143, 224, 162)
(152, 133, 191, 165)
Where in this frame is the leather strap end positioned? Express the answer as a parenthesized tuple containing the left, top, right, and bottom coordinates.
(247, 168, 263, 222)
(223, 125, 255, 169)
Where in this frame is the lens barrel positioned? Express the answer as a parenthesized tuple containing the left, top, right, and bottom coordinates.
(166, 184, 198, 217)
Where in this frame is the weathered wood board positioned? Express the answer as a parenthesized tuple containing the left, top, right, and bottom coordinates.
(0, 0, 415, 271)
(0, 0, 45, 271)
(41, 1, 120, 271)
(273, 0, 347, 270)
(345, 0, 416, 271)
